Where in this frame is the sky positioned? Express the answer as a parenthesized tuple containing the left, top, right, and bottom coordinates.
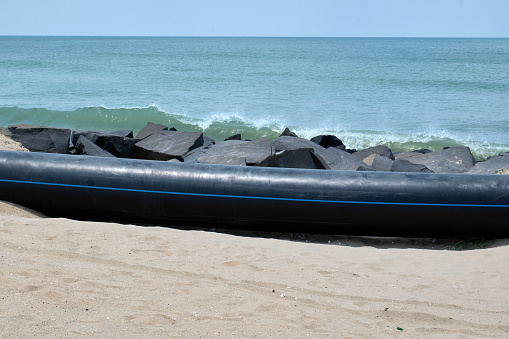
(1, 0, 508, 38)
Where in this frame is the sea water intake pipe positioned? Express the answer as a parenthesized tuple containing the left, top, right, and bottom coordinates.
(0, 150, 507, 237)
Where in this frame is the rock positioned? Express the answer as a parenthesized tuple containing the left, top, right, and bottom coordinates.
(363, 154, 394, 171)
(202, 135, 216, 147)
(466, 152, 509, 174)
(75, 135, 115, 157)
(224, 134, 242, 141)
(184, 139, 272, 165)
(71, 130, 99, 146)
(280, 127, 298, 137)
(394, 151, 420, 160)
(402, 146, 475, 173)
(257, 148, 330, 169)
(272, 136, 325, 153)
(353, 145, 395, 161)
(8, 124, 71, 154)
(135, 130, 204, 161)
(412, 149, 433, 154)
(135, 122, 168, 140)
(87, 132, 136, 158)
(272, 136, 370, 171)
(310, 135, 345, 149)
(322, 147, 373, 171)
(391, 159, 433, 173)
(108, 129, 134, 138)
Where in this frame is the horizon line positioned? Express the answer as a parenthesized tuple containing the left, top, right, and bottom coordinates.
(1, 34, 508, 39)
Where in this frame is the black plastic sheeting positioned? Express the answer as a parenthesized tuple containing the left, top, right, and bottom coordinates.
(0, 150, 508, 237)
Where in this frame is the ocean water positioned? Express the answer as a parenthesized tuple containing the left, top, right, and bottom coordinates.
(0, 36, 508, 159)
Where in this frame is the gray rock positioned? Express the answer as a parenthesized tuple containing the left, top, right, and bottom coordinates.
(412, 149, 433, 154)
(363, 154, 394, 171)
(135, 130, 204, 161)
(395, 151, 421, 160)
(280, 127, 298, 137)
(466, 152, 509, 174)
(310, 135, 345, 149)
(75, 135, 115, 157)
(8, 124, 71, 154)
(257, 148, 330, 169)
(202, 135, 216, 147)
(322, 147, 372, 171)
(71, 130, 101, 146)
(184, 139, 272, 165)
(272, 136, 370, 171)
(353, 145, 395, 161)
(391, 159, 433, 173)
(272, 136, 321, 152)
(108, 129, 134, 138)
(135, 122, 168, 140)
(402, 146, 475, 173)
(87, 133, 136, 158)
(224, 134, 242, 141)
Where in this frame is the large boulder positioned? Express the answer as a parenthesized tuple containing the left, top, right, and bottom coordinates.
(279, 127, 298, 137)
(224, 134, 242, 141)
(72, 129, 133, 145)
(395, 149, 433, 160)
(257, 148, 330, 169)
(363, 154, 394, 172)
(135, 122, 168, 140)
(391, 159, 433, 173)
(310, 135, 345, 150)
(73, 130, 136, 158)
(8, 124, 71, 154)
(108, 129, 134, 138)
(400, 147, 475, 173)
(322, 147, 373, 171)
(202, 135, 216, 147)
(353, 145, 395, 161)
(272, 136, 370, 171)
(75, 135, 115, 157)
(135, 130, 204, 161)
(90, 133, 135, 158)
(71, 130, 99, 146)
(184, 139, 272, 165)
(466, 152, 509, 174)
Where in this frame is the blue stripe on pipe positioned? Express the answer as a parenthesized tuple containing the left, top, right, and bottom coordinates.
(0, 178, 508, 208)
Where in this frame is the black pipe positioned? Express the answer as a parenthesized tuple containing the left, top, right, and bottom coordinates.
(0, 150, 507, 237)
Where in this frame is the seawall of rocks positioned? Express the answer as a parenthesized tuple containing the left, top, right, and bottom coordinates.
(4, 123, 509, 175)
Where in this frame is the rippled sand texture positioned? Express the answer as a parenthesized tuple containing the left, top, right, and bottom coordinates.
(0, 204, 508, 338)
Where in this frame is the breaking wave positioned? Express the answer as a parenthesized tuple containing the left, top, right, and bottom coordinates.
(0, 105, 507, 160)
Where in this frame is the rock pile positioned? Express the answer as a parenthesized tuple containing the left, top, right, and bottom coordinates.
(5, 123, 509, 174)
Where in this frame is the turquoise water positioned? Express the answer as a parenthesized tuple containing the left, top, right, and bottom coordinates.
(1, 36, 508, 158)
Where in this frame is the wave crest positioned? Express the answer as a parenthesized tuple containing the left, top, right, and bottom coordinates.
(0, 105, 506, 159)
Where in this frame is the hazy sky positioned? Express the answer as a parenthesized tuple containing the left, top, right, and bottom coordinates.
(1, 0, 508, 37)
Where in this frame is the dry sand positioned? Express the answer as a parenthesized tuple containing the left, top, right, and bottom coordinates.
(0, 133, 29, 152)
(1, 203, 508, 338)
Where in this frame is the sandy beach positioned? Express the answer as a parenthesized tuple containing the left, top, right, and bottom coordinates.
(0, 201, 508, 338)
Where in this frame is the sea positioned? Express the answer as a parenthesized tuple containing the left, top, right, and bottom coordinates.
(1, 36, 508, 159)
